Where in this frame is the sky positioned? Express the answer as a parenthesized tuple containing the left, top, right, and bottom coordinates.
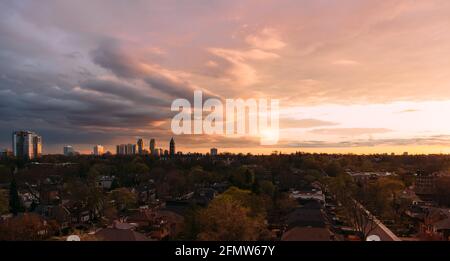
(1, 0, 450, 154)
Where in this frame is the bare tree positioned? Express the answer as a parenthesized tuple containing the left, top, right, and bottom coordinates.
(342, 199, 377, 240)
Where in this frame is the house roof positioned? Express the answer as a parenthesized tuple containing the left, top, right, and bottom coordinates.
(127, 210, 154, 222)
(429, 209, 450, 230)
(112, 221, 136, 230)
(281, 227, 332, 241)
(163, 202, 190, 216)
(94, 228, 149, 241)
(51, 205, 71, 222)
(434, 218, 450, 231)
(285, 208, 327, 228)
(126, 209, 184, 225)
(156, 210, 184, 224)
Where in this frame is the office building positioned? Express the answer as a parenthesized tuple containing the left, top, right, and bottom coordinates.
(1, 149, 13, 159)
(170, 137, 175, 157)
(116, 144, 136, 155)
(127, 144, 136, 155)
(93, 145, 104, 156)
(33, 135, 42, 158)
(137, 138, 144, 155)
(64, 145, 75, 156)
(116, 144, 124, 155)
(12, 130, 42, 159)
(150, 138, 156, 155)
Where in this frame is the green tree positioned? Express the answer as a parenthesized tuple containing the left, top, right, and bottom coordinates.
(361, 177, 405, 218)
(259, 180, 275, 197)
(0, 165, 12, 183)
(110, 177, 120, 190)
(87, 164, 114, 184)
(325, 173, 356, 202)
(197, 196, 269, 241)
(436, 176, 450, 206)
(180, 205, 201, 240)
(325, 161, 344, 177)
(9, 179, 22, 215)
(86, 185, 105, 219)
(0, 189, 9, 214)
(230, 167, 254, 189)
(270, 191, 298, 220)
(0, 213, 51, 240)
(221, 186, 268, 216)
(109, 188, 137, 211)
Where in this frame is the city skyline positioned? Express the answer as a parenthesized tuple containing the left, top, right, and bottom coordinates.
(4, 130, 450, 156)
(2, 1, 450, 154)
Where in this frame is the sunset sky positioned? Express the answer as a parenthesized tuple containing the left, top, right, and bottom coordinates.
(1, 0, 450, 154)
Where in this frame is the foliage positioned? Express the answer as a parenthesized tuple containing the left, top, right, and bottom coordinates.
(9, 179, 23, 215)
(3, 152, 449, 241)
(341, 199, 378, 240)
(0, 165, 12, 183)
(325, 161, 344, 177)
(435, 176, 450, 207)
(0, 189, 9, 214)
(221, 186, 268, 216)
(259, 180, 275, 197)
(197, 196, 269, 241)
(326, 173, 377, 240)
(180, 205, 202, 240)
(0, 213, 52, 240)
(230, 167, 254, 189)
(109, 187, 137, 211)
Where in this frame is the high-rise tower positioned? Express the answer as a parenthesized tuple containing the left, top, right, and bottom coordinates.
(12, 130, 42, 159)
(169, 137, 175, 157)
(137, 138, 144, 155)
(150, 138, 155, 155)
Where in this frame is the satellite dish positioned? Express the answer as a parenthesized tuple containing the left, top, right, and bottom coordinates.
(366, 235, 381, 241)
(67, 235, 81, 241)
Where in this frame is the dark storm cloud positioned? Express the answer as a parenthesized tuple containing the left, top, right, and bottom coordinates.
(91, 40, 141, 79)
(3, 0, 450, 154)
(0, 5, 194, 150)
(143, 76, 195, 100)
(80, 78, 168, 107)
(0, 1, 273, 152)
(90, 40, 214, 101)
(0, 85, 172, 147)
(0, 47, 175, 149)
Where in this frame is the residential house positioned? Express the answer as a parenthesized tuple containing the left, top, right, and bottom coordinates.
(420, 207, 450, 241)
(192, 187, 217, 206)
(126, 208, 184, 240)
(290, 189, 325, 205)
(96, 176, 115, 190)
(281, 227, 333, 241)
(94, 221, 150, 241)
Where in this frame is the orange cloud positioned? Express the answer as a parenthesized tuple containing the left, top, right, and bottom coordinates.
(245, 28, 286, 50)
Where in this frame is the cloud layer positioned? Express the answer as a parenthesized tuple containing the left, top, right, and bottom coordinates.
(1, 0, 450, 153)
